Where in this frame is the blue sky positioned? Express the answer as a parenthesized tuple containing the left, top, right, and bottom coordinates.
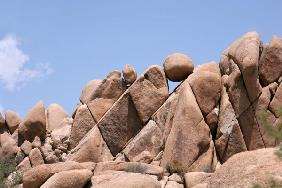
(0, 1, 281, 117)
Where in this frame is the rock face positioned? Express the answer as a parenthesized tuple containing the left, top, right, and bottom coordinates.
(163, 53, 194, 82)
(3, 32, 282, 188)
(5, 110, 21, 134)
(46, 103, 68, 131)
(259, 36, 282, 86)
(18, 101, 46, 144)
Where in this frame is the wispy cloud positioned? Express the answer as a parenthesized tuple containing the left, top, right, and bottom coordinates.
(0, 35, 53, 91)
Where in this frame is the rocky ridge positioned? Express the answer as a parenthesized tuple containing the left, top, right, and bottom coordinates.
(0, 32, 282, 188)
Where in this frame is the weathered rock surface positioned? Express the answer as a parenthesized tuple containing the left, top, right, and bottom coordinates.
(0, 112, 8, 133)
(41, 169, 92, 188)
(123, 64, 137, 85)
(29, 148, 44, 167)
(269, 83, 282, 117)
(161, 81, 210, 173)
(18, 101, 46, 144)
(80, 79, 102, 104)
(0, 132, 20, 161)
(163, 53, 194, 82)
(5, 110, 21, 134)
(259, 36, 282, 86)
(46, 103, 68, 131)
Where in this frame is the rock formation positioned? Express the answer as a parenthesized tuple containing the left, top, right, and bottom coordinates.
(0, 31, 281, 188)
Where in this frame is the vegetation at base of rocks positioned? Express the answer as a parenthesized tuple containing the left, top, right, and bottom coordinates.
(0, 158, 22, 188)
(258, 108, 282, 159)
(166, 161, 186, 174)
(124, 163, 148, 174)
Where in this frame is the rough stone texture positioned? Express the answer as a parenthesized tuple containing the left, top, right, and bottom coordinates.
(87, 98, 115, 122)
(165, 181, 184, 188)
(20, 140, 32, 155)
(98, 93, 143, 156)
(5, 110, 21, 134)
(51, 117, 72, 149)
(22, 161, 95, 188)
(123, 64, 137, 85)
(168, 173, 183, 184)
(122, 120, 163, 163)
(215, 87, 247, 162)
(41, 169, 92, 188)
(46, 103, 68, 131)
(91, 171, 161, 188)
(68, 125, 113, 163)
(152, 92, 179, 143)
(17, 157, 32, 173)
(94, 161, 164, 179)
(184, 172, 212, 188)
(80, 79, 102, 104)
(259, 36, 282, 86)
(188, 62, 222, 116)
(69, 104, 96, 149)
(269, 83, 282, 117)
(226, 31, 262, 102)
(29, 148, 44, 167)
(129, 65, 169, 124)
(205, 148, 282, 188)
(161, 81, 210, 173)
(18, 101, 46, 145)
(163, 53, 194, 82)
(0, 132, 20, 161)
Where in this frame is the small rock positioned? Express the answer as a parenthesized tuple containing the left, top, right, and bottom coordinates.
(32, 136, 41, 148)
(29, 148, 44, 167)
(168, 173, 183, 184)
(122, 64, 137, 85)
(20, 140, 32, 156)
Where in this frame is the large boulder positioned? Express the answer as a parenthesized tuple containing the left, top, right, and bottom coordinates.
(226, 31, 262, 102)
(68, 126, 113, 163)
(122, 64, 137, 85)
(259, 36, 282, 86)
(188, 62, 222, 116)
(46, 103, 68, 131)
(22, 161, 95, 188)
(80, 79, 102, 104)
(18, 101, 46, 145)
(69, 104, 96, 149)
(204, 148, 282, 188)
(161, 81, 211, 173)
(91, 171, 161, 188)
(122, 120, 163, 163)
(41, 169, 92, 188)
(163, 53, 194, 82)
(129, 65, 169, 123)
(87, 98, 115, 122)
(0, 132, 20, 161)
(5, 110, 21, 134)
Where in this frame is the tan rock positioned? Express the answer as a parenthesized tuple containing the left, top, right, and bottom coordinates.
(5, 110, 21, 133)
(29, 148, 44, 167)
(46, 103, 68, 131)
(91, 171, 161, 188)
(0, 112, 8, 133)
(41, 169, 92, 188)
(18, 101, 46, 144)
(269, 83, 282, 117)
(215, 87, 247, 162)
(94, 161, 164, 179)
(122, 120, 163, 163)
(69, 104, 96, 149)
(163, 53, 194, 82)
(31, 136, 41, 148)
(50, 117, 72, 148)
(207, 148, 282, 188)
(165, 180, 184, 188)
(87, 98, 114, 122)
(161, 81, 210, 173)
(259, 36, 282, 86)
(20, 140, 32, 155)
(80, 79, 102, 104)
(184, 172, 212, 188)
(123, 64, 137, 85)
(23, 161, 95, 188)
(227, 31, 262, 102)
(68, 126, 113, 163)
(168, 173, 183, 184)
(129, 65, 169, 123)
(0, 132, 20, 161)
(17, 157, 31, 173)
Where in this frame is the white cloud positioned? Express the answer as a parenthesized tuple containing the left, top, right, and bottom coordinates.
(0, 35, 53, 91)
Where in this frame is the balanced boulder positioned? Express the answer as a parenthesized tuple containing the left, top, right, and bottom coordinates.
(122, 64, 137, 85)
(163, 53, 194, 82)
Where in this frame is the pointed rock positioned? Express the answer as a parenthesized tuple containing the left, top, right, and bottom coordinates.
(5, 110, 21, 134)
(46, 103, 68, 131)
(122, 64, 137, 85)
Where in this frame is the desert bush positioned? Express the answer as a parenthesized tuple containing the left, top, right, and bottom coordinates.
(0, 158, 22, 188)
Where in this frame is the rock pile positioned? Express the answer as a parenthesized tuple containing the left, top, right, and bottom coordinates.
(0, 32, 281, 188)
